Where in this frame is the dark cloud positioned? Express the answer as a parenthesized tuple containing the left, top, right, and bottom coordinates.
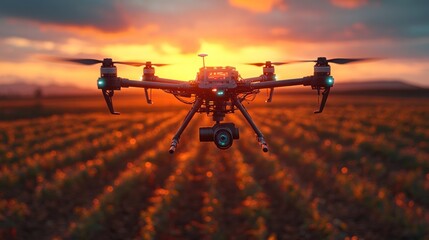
(2, 0, 429, 42)
(0, 0, 130, 31)
(0, 20, 74, 42)
(360, 0, 429, 39)
(254, 0, 429, 42)
(133, 0, 429, 52)
(0, 0, 428, 57)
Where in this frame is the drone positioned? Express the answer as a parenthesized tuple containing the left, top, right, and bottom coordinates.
(55, 54, 371, 153)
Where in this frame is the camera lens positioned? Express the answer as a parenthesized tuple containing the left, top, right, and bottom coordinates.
(217, 132, 229, 146)
(214, 128, 233, 149)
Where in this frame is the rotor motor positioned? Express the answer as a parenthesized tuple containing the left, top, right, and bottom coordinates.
(262, 61, 275, 81)
(312, 57, 334, 89)
(98, 58, 120, 90)
(143, 62, 155, 81)
(100, 58, 117, 78)
(313, 57, 331, 78)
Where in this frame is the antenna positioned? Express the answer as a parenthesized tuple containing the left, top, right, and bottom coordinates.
(198, 53, 208, 68)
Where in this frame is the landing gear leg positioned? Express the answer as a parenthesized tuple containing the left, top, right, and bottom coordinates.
(169, 98, 203, 153)
(233, 98, 268, 152)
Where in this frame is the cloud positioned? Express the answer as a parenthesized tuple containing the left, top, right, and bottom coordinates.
(1, 0, 429, 88)
(3, 37, 55, 51)
(330, 0, 368, 9)
(332, 22, 372, 40)
(228, 0, 287, 13)
(1, 0, 429, 59)
(0, 36, 101, 62)
(0, 0, 130, 32)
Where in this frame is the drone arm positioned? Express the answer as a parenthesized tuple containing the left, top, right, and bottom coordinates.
(242, 75, 277, 102)
(153, 77, 191, 84)
(251, 76, 332, 113)
(241, 76, 265, 83)
(136, 77, 190, 104)
(121, 78, 192, 90)
(250, 77, 309, 89)
(169, 98, 203, 154)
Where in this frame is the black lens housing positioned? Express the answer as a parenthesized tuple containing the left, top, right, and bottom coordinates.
(214, 128, 233, 149)
(199, 123, 239, 150)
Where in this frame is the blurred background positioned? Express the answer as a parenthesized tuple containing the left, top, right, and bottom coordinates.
(0, 0, 429, 90)
(0, 0, 428, 239)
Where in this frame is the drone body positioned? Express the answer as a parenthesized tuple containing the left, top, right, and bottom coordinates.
(57, 55, 371, 153)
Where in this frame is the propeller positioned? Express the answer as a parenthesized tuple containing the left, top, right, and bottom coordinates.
(246, 57, 375, 66)
(289, 57, 375, 65)
(116, 61, 170, 67)
(49, 57, 169, 67)
(245, 61, 291, 67)
(59, 58, 103, 65)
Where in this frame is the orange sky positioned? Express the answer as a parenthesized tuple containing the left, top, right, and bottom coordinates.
(0, 0, 428, 88)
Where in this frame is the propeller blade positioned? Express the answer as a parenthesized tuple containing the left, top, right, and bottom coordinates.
(327, 58, 374, 64)
(272, 60, 315, 65)
(245, 63, 266, 67)
(271, 62, 289, 66)
(54, 58, 103, 65)
(115, 61, 170, 67)
(152, 63, 170, 67)
(114, 61, 146, 67)
(47, 57, 170, 67)
(245, 60, 315, 67)
(283, 58, 375, 65)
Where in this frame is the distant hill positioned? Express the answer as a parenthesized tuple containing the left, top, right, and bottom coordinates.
(275, 79, 429, 97)
(333, 80, 423, 91)
(0, 82, 97, 97)
(0, 80, 427, 98)
(330, 80, 429, 97)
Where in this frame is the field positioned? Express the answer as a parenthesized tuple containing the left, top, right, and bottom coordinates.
(0, 92, 428, 239)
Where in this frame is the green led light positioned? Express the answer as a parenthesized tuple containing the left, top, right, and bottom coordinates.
(217, 90, 225, 96)
(97, 78, 105, 88)
(326, 76, 334, 86)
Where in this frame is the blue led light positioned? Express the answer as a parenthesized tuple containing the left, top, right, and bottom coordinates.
(217, 90, 225, 96)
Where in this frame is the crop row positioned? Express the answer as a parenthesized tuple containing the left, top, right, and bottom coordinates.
(251, 108, 428, 239)
(0, 114, 149, 165)
(64, 114, 203, 240)
(231, 114, 333, 239)
(0, 111, 184, 239)
(1, 101, 427, 239)
(0, 113, 176, 197)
